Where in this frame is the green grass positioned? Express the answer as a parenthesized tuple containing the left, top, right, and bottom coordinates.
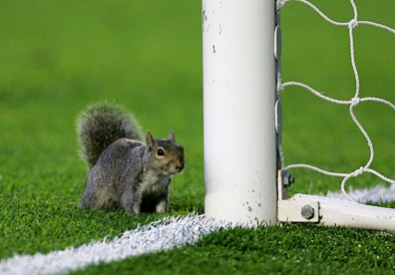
(1, 0, 395, 274)
(70, 225, 395, 275)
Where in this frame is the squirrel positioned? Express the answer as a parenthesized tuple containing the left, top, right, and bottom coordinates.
(76, 102, 184, 214)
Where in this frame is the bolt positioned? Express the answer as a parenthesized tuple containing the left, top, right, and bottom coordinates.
(301, 204, 315, 220)
(282, 172, 295, 187)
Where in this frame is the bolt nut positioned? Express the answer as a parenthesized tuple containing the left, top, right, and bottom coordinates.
(301, 204, 315, 220)
(282, 172, 295, 187)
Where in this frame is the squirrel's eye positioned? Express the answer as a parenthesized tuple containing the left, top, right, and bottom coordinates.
(157, 148, 165, 156)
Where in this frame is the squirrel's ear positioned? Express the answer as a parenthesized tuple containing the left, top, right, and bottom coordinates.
(168, 130, 175, 142)
(146, 131, 155, 150)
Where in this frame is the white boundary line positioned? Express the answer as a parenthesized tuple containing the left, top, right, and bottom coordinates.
(1, 185, 395, 275)
(326, 184, 395, 203)
(0, 215, 235, 275)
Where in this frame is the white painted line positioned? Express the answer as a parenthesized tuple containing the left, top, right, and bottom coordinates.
(0, 215, 235, 275)
(326, 184, 395, 203)
(1, 186, 394, 275)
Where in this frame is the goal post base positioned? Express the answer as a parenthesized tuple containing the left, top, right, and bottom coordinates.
(278, 194, 395, 231)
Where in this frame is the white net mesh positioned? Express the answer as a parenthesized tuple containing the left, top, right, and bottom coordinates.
(278, 0, 395, 201)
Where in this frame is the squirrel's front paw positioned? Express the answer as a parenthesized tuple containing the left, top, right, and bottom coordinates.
(155, 199, 168, 213)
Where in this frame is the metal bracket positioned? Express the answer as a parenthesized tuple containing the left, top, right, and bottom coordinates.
(278, 194, 395, 231)
(278, 194, 320, 223)
(274, 10, 283, 172)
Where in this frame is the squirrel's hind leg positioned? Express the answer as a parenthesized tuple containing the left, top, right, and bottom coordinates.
(81, 184, 118, 210)
(120, 188, 141, 214)
(94, 187, 118, 209)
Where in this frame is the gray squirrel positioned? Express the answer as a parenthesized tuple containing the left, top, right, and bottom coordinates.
(76, 102, 184, 214)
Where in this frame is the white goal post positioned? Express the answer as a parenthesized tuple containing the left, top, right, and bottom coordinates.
(203, 0, 277, 225)
(203, 0, 395, 230)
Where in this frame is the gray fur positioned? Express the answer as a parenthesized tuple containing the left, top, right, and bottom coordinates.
(77, 103, 184, 214)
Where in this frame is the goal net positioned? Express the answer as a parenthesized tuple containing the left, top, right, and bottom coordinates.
(276, 0, 395, 229)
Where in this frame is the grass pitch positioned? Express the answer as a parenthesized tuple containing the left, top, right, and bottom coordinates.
(1, 0, 395, 274)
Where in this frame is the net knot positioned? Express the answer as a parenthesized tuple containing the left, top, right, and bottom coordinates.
(276, 0, 286, 11)
(278, 81, 284, 93)
(351, 166, 365, 177)
(351, 96, 360, 106)
(348, 19, 359, 29)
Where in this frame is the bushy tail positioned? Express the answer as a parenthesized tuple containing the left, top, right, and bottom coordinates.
(77, 102, 143, 168)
